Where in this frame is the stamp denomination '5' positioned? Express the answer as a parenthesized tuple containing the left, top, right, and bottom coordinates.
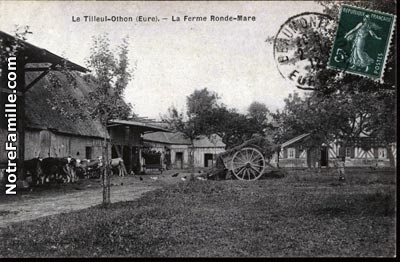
(328, 5, 396, 82)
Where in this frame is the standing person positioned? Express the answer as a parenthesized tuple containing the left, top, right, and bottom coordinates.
(338, 156, 346, 181)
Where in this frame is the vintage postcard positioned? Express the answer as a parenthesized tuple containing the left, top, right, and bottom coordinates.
(0, 0, 396, 258)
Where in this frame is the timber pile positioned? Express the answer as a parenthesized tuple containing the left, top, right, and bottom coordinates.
(217, 135, 280, 164)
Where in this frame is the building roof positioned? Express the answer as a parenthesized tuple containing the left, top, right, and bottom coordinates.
(0, 31, 87, 72)
(143, 132, 225, 148)
(281, 133, 310, 148)
(0, 31, 106, 138)
(108, 119, 172, 133)
(193, 135, 226, 148)
(25, 71, 107, 138)
(143, 132, 191, 145)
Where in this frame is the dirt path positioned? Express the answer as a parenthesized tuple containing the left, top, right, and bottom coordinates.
(0, 184, 158, 228)
(0, 170, 203, 228)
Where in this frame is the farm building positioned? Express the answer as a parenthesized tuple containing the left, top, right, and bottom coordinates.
(108, 119, 170, 174)
(278, 133, 396, 168)
(0, 30, 93, 177)
(0, 31, 167, 179)
(143, 132, 226, 169)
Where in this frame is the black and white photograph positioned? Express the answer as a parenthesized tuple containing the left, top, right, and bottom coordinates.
(0, 0, 396, 257)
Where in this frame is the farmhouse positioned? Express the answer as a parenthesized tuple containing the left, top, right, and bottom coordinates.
(143, 132, 226, 169)
(278, 133, 396, 168)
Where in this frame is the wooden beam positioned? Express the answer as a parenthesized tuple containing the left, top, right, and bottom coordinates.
(24, 63, 57, 92)
(25, 67, 58, 72)
(113, 145, 123, 158)
(17, 55, 26, 180)
(0, 87, 23, 96)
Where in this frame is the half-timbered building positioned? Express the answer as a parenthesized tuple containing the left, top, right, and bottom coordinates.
(278, 133, 396, 168)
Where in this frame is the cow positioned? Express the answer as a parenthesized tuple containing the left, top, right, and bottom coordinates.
(74, 157, 126, 179)
(85, 158, 103, 179)
(75, 158, 101, 179)
(40, 157, 77, 184)
(75, 158, 88, 179)
(110, 157, 126, 177)
(24, 158, 43, 185)
(64, 157, 78, 183)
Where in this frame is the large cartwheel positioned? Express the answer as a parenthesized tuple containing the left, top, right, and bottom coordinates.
(213, 135, 281, 181)
(231, 147, 266, 180)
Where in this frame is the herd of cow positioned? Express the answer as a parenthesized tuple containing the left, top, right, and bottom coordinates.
(24, 156, 125, 186)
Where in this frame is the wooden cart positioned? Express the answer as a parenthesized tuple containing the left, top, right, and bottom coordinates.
(216, 136, 281, 181)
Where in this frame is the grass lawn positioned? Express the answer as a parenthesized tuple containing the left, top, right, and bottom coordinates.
(0, 170, 395, 257)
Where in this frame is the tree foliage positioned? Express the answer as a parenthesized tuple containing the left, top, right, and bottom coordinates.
(163, 88, 273, 149)
(46, 34, 134, 205)
(272, 1, 395, 165)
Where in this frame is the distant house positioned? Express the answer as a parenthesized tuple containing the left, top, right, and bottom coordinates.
(278, 133, 396, 168)
(143, 132, 226, 169)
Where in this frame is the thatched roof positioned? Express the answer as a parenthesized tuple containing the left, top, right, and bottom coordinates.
(25, 71, 107, 138)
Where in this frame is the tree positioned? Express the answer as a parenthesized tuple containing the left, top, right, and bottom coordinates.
(269, 0, 396, 168)
(274, 87, 396, 167)
(85, 35, 133, 205)
(162, 105, 201, 179)
(187, 88, 220, 116)
(163, 88, 272, 157)
(248, 102, 269, 125)
(162, 88, 253, 177)
(247, 101, 272, 137)
(47, 34, 133, 205)
(316, 0, 396, 166)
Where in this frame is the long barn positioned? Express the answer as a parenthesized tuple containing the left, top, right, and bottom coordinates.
(0, 31, 167, 183)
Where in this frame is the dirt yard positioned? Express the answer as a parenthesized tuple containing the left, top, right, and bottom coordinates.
(0, 170, 192, 228)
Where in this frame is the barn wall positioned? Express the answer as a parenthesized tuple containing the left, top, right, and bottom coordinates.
(25, 130, 42, 158)
(146, 144, 226, 169)
(68, 134, 105, 160)
(24, 129, 106, 160)
(0, 127, 8, 167)
(193, 147, 225, 168)
(170, 145, 190, 169)
(278, 145, 308, 168)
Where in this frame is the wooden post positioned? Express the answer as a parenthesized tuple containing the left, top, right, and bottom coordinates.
(17, 54, 26, 180)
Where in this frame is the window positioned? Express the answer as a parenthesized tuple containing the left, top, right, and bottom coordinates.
(85, 146, 92, 160)
(288, 148, 296, 159)
(345, 147, 353, 158)
(378, 148, 387, 159)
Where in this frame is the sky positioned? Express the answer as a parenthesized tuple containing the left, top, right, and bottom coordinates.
(0, 1, 323, 119)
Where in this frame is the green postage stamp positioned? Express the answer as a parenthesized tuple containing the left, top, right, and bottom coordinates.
(328, 5, 396, 81)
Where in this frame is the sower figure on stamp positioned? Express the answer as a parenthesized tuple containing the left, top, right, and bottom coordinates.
(344, 14, 382, 72)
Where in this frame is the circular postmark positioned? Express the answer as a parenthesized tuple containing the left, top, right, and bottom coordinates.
(273, 12, 335, 89)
